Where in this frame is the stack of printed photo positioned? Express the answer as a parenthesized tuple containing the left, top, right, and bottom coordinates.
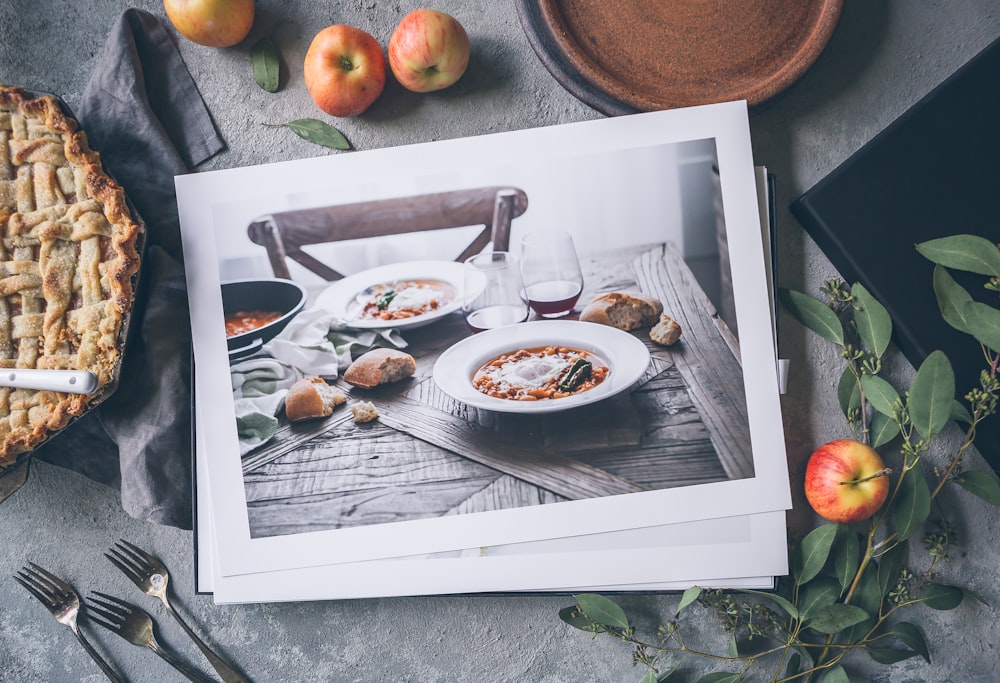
(176, 100, 792, 603)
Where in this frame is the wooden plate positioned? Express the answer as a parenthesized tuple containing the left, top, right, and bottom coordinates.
(519, 0, 842, 113)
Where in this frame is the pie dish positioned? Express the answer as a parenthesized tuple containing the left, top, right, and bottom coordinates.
(0, 86, 142, 466)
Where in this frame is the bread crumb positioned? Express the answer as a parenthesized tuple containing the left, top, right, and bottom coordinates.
(650, 314, 682, 346)
(350, 401, 379, 423)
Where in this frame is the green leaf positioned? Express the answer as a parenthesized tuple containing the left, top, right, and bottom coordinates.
(785, 654, 801, 679)
(727, 634, 739, 658)
(832, 525, 861, 594)
(961, 300, 1000, 352)
(891, 622, 931, 663)
(955, 470, 1000, 505)
(916, 234, 1000, 276)
(739, 590, 799, 620)
(798, 578, 841, 620)
(676, 586, 702, 616)
(951, 399, 974, 425)
(251, 36, 280, 93)
(779, 289, 844, 345)
(877, 541, 907, 599)
(860, 374, 900, 418)
(655, 671, 677, 683)
(870, 412, 900, 448)
(266, 119, 352, 150)
(907, 350, 955, 439)
(851, 282, 892, 357)
(837, 366, 861, 418)
(558, 605, 597, 631)
(921, 583, 964, 610)
(842, 565, 880, 643)
(574, 594, 629, 630)
(795, 524, 838, 585)
(932, 265, 976, 334)
(894, 470, 931, 542)
(867, 647, 922, 664)
(819, 664, 850, 683)
(641, 670, 659, 683)
(696, 673, 742, 683)
(806, 603, 870, 635)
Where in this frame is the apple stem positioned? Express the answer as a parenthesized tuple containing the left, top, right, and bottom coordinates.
(840, 467, 892, 486)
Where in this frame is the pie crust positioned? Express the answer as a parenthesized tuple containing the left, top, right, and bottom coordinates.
(0, 85, 141, 465)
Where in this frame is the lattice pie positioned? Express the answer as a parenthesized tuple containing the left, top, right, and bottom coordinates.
(0, 86, 141, 465)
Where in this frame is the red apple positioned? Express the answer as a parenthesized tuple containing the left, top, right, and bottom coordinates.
(163, 0, 254, 48)
(388, 9, 470, 93)
(304, 25, 386, 117)
(804, 439, 891, 523)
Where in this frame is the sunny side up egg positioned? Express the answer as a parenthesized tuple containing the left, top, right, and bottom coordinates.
(494, 354, 573, 389)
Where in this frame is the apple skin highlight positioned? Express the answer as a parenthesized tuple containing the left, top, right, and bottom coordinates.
(804, 439, 891, 524)
(163, 0, 255, 47)
(388, 9, 470, 93)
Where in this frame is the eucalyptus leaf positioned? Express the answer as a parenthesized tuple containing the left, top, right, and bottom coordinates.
(819, 664, 850, 683)
(558, 605, 597, 631)
(851, 282, 892, 357)
(891, 622, 931, 663)
(921, 583, 964, 610)
(842, 565, 880, 643)
(739, 590, 799, 620)
(656, 671, 677, 683)
(907, 350, 955, 439)
(795, 524, 838, 586)
(641, 670, 659, 683)
(727, 634, 739, 658)
(876, 541, 907, 599)
(916, 234, 1000, 276)
(961, 300, 1000, 352)
(870, 412, 900, 448)
(806, 603, 870, 635)
(867, 647, 921, 664)
(779, 289, 844, 345)
(860, 374, 900, 418)
(833, 525, 861, 594)
(266, 119, 352, 150)
(784, 654, 801, 679)
(676, 586, 702, 616)
(798, 578, 841, 620)
(894, 470, 931, 542)
(695, 673, 742, 683)
(794, 645, 816, 671)
(574, 593, 629, 630)
(955, 470, 1000, 505)
(951, 399, 974, 425)
(837, 366, 861, 418)
(932, 265, 975, 334)
(251, 36, 280, 92)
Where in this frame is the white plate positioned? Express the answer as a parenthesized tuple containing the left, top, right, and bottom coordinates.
(314, 260, 466, 330)
(433, 320, 651, 414)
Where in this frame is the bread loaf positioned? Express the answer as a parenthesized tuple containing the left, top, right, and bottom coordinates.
(343, 348, 417, 388)
(285, 377, 346, 422)
(579, 291, 663, 331)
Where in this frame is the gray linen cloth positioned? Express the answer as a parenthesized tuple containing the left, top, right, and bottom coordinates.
(33, 8, 224, 529)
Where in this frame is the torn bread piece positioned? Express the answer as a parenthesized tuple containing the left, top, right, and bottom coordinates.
(285, 377, 346, 422)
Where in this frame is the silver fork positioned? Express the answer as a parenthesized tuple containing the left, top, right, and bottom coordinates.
(13, 563, 124, 683)
(105, 539, 248, 683)
(86, 591, 216, 683)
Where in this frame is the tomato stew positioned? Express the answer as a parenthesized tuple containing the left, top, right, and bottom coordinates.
(472, 346, 609, 401)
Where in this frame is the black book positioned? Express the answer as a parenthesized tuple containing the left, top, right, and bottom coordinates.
(790, 37, 1000, 472)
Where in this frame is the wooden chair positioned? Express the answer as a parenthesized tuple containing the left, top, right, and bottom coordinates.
(247, 186, 529, 280)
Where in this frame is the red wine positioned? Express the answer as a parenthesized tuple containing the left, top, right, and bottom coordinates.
(525, 280, 582, 317)
(466, 305, 528, 332)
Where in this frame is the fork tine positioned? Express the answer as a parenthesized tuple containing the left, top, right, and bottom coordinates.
(21, 564, 61, 596)
(104, 549, 144, 584)
(88, 592, 133, 617)
(117, 539, 157, 566)
(85, 602, 124, 629)
(27, 562, 73, 594)
(14, 573, 53, 607)
(112, 539, 155, 573)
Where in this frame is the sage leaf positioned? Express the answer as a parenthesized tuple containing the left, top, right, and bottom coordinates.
(891, 622, 931, 663)
(574, 593, 629, 630)
(806, 603, 870, 635)
(906, 350, 955, 439)
(916, 234, 1000, 276)
(961, 300, 1000, 352)
(955, 470, 1000, 505)
(932, 265, 975, 334)
(837, 366, 861, 418)
(798, 578, 841, 620)
(266, 119, 352, 150)
(795, 524, 838, 586)
(876, 541, 907, 599)
(951, 399, 974, 425)
(779, 289, 844, 345)
(251, 36, 280, 92)
(867, 647, 921, 664)
(851, 282, 892, 357)
(676, 586, 701, 616)
(832, 525, 861, 594)
(739, 590, 798, 620)
(819, 664, 850, 683)
(558, 605, 597, 631)
(695, 673, 741, 683)
(870, 412, 900, 448)
(894, 471, 931, 542)
(860, 374, 900, 418)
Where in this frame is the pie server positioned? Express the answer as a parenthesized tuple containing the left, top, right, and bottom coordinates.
(0, 369, 99, 394)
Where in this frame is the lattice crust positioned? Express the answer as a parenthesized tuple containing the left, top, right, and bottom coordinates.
(0, 86, 141, 465)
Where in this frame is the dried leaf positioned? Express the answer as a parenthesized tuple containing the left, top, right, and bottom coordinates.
(266, 119, 352, 150)
(916, 234, 1000, 276)
(251, 36, 280, 92)
(779, 288, 844, 345)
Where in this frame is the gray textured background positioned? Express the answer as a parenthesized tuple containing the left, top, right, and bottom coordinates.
(2, 1, 1000, 681)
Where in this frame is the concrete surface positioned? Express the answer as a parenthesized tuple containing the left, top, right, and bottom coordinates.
(1, 1, 1000, 681)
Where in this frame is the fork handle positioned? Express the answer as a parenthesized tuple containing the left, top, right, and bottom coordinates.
(147, 640, 217, 683)
(163, 598, 249, 683)
(69, 623, 125, 683)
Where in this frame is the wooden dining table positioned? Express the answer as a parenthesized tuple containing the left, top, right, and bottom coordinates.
(240, 240, 753, 539)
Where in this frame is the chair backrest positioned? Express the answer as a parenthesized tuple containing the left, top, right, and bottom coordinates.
(247, 186, 529, 280)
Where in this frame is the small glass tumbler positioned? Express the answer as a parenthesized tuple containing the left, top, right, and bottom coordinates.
(519, 230, 584, 318)
(463, 251, 530, 333)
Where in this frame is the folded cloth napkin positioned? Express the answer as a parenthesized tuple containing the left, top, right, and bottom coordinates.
(32, 9, 224, 529)
(231, 308, 406, 454)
